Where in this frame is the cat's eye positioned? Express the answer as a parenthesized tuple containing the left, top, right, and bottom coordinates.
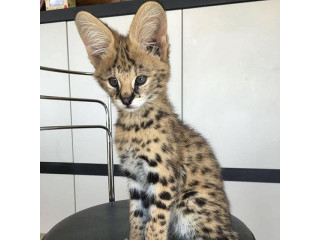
(135, 75, 147, 86)
(108, 77, 118, 87)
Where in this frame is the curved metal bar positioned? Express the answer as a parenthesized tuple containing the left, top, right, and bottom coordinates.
(40, 125, 115, 202)
(40, 66, 93, 76)
(40, 95, 111, 130)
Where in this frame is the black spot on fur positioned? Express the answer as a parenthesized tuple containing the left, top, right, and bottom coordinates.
(130, 189, 141, 200)
(138, 155, 149, 163)
(155, 201, 167, 210)
(196, 153, 203, 161)
(188, 180, 199, 187)
(148, 160, 158, 167)
(155, 153, 162, 163)
(141, 119, 154, 129)
(147, 172, 159, 184)
(177, 202, 185, 208)
(170, 186, 177, 192)
(160, 221, 166, 226)
(160, 177, 168, 187)
(158, 214, 165, 220)
(209, 192, 216, 197)
(202, 227, 213, 233)
(168, 176, 175, 183)
(159, 191, 171, 200)
(201, 167, 211, 174)
(155, 110, 169, 121)
(182, 191, 197, 200)
(161, 144, 169, 153)
(133, 210, 143, 217)
(183, 208, 194, 215)
(195, 197, 207, 207)
(153, 138, 159, 143)
(123, 170, 136, 180)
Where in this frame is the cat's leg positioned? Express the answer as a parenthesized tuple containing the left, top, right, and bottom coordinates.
(173, 186, 238, 240)
(127, 180, 148, 240)
(143, 171, 175, 240)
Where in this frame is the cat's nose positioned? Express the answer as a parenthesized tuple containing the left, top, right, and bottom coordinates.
(120, 93, 134, 106)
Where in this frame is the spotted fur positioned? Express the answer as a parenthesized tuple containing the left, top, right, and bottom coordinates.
(76, 2, 238, 240)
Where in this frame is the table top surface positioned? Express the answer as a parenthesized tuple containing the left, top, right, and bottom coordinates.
(44, 200, 255, 240)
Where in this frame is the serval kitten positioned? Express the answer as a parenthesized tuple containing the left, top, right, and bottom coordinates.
(76, 2, 238, 240)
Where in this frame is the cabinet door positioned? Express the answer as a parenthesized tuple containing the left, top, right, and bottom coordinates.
(40, 22, 75, 233)
(67, 10, 182, 211)
(183, 1, 279, 240)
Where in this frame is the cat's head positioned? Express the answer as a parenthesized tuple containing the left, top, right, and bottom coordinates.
(75, 2, 170, 112)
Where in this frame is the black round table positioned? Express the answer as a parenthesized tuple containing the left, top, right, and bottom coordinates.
(43, 200, 255, 240)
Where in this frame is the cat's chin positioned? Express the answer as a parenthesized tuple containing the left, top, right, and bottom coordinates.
(113, 98, 147, 113)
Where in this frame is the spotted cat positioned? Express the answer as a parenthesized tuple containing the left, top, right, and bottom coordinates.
(75, 2, 238, 240)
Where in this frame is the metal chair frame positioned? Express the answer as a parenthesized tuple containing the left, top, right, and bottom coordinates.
(40, 66, 115, 202)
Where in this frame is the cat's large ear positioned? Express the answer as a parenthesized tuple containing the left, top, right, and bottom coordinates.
(129, 2, 169, 62)
(75, 11, 114, 68)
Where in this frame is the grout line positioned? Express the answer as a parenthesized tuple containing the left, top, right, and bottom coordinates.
(65, 22, 77, 213)
(181, 10, 184, 122)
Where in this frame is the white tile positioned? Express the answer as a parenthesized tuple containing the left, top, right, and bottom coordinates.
(75, 175, 129, 212)
(40, 22, 68, 69)
(183, 0, 279, 168)
(166, 10, 182, 117)
(224, 181, 280, 240)
(40, 174, 75, 233)
(40, 22, 73, 163)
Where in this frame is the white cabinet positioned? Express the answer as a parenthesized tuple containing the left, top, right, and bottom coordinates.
(183, 1, 279, 240)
